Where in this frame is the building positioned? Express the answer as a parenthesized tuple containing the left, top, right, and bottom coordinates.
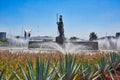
(0, 32, 6, 40)
(116, 32, 120, 38)
(30, 36, 54, 42)
(97, 32, 120, 40)
(24, 30, 31, 39)
(97, 36, 116, 40)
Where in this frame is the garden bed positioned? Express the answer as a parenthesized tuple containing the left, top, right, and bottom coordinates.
(0, 51, 120, 80)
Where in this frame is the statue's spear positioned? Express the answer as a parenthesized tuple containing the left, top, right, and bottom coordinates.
(56, 14, 58, 22)
(56, 14, 59, 36)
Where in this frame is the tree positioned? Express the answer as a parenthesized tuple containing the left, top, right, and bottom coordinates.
(16, 36, 20, 39)
(70, 36, 79, 40)
(89, 32, 97, 41)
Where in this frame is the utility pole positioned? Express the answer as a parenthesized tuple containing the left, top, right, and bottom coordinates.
(37, 25, 39, 36)
(21, 27, 23, 37)
(106, 32, 107, 37)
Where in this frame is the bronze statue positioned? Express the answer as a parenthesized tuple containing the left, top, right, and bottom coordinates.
(57, 15, 64, 37)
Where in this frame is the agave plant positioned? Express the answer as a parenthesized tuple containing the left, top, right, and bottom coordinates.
(109, 53, 120, 69)
(56, 54, 80, 80)
(80, 62, 99, 80)
(0, 68, 6, 80)
(13, 57, 56, 80)
(108, 53, 120, 79)
(35, 57, 56, 80)
(96, 57, 110, 79)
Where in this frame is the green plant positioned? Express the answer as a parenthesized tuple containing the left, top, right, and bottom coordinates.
(56, 54, 80, 80)
(89, 32, 97, 41)
(80, 62, 99, 80)
(0, 39, 7, 43)
(0, 51, 120, 80)
(70, 37, 79, 40)
(96, 57, 110, 79)
(108, 53, 120, 79)
(13, 57, 56, 80)
(35, 57, 56, 80)
(0, 68, 6, 80)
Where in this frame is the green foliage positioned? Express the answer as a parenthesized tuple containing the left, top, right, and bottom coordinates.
(96, 57, 110, 79)
(13, 57, 56, 80)
(80, 62, 98, 80)
(0, 39, 7, 43)
(35, 57, 56, 80)
(56, 55, 81, 80)
(0, 52, 120, 80)
(109, 53, 120, 69)
(0, 68, 6, 80)
(70, 37, 79, 40)
(108, 53, 120, 79)
(89, 32, 97, 41)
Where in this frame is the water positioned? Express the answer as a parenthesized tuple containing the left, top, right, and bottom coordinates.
(38, 42, 89, 53)
(28, 37, 120, 53)
(3, 34, 120, 53)
(6, 37, 90, 53)
(97, 37, 120, 51)
(7, 34, 28, 48)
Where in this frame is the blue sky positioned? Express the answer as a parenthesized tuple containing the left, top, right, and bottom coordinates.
(0, 0, 120, 39)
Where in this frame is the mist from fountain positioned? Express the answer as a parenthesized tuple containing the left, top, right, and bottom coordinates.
(97, 37, 120, 51)
(38, 41, 91, 53)
(6, 34, 94, 53)
(7, 34, 28, 48)
(5, 33, 120, 53)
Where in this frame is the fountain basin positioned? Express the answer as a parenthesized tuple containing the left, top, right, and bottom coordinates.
(28, 40, 98, 50)
(72, 41, 98, 50)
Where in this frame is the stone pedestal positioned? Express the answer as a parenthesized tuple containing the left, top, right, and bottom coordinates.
(56, 36, 66, 44)
(73, 41, 98, 50)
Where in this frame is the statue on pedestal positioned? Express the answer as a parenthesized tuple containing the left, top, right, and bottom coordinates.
(57, 15, 64, 37)
(56, 15, 66, 44)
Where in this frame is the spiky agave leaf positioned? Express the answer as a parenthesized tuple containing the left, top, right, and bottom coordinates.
(80, 62, 99, 80)
(109, 53, 119, 68)
(27, 60, 35, 80)
(12, 59, 35, 80)
(12, 57, 56, 80)
(13, 63, 34, 80)
(57, 54, 80, 80)
(84, 64, 93, 80)
(36, 56, 57, 80)
(108, 70, 115, 80)
(47, 66, 57, 80)
(18, 64, 28, 80)
(96, 57, 111, 79)
(108, 53, 120, 79)
(116, 53, 120, 70)
(39, 59, 50, 80)
(0, 68, 6, 80)
(7, 72, 15, 80)
(13, 71, 21, 80)
(36, 57, 40, 80)
(7, 66, 18, 80)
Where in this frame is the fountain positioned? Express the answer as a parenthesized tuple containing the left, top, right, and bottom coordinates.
(1, 15, 120, 54)
(4, 34, 119, 54)
(97, 37, 120, 51)
(0, 34, 29, 52)
(28, 15, 99, 53)
(7, 34, 28, 48)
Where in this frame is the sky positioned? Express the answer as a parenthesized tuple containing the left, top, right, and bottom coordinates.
(0, 0, 120, 39)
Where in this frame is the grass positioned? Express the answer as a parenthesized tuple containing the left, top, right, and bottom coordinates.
(0, 51, 120, 80)
(0, 39, 7, 44)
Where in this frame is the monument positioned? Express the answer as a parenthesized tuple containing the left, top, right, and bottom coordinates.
(56, 15, 66, 44)
(28, 15, 98, 50)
